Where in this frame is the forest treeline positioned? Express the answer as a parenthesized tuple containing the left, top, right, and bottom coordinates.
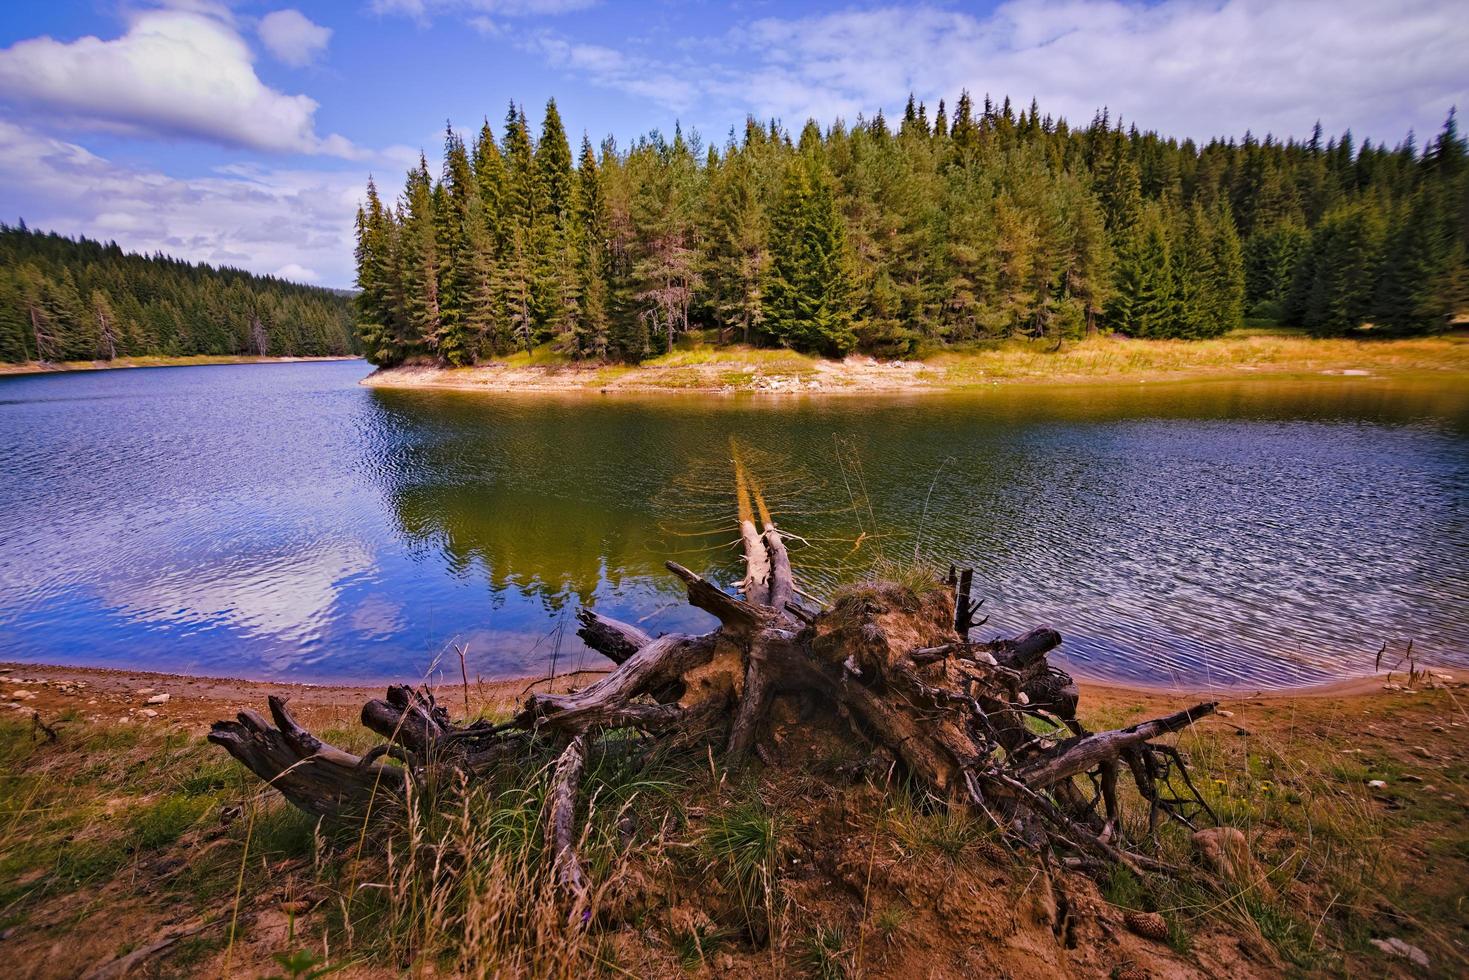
(0, 224, 358, 363)
(355, 95, 1468, 366)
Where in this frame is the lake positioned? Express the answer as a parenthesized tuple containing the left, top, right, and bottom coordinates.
(1, 360, 1465, 689)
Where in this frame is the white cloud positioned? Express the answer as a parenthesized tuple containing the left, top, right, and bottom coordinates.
(0, 120, 366, 287)
(525, 34, 699, 110)
(0, 6, 358, 156)
(370, 0, 597, 22)
(258, 9, 332, 67)
(537, 0, 1469, 146)
(275, 262, 321, 282)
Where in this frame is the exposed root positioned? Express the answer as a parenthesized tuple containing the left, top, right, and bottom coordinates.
(211, 460, 1220, 904)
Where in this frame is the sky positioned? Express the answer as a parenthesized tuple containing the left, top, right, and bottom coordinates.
(0, 1, 1465, 290)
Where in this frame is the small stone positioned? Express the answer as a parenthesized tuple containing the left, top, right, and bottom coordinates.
(145, 693, 170, 705)
(1382, 683, 1402, 691)
(139, 709, 158, 718)
(1367, 780, 1387, 789)
(1216, 709, 1234, 718)
(9, 690, 36, 701)
(135, 688, 154, 695)
(1370, 938, 1429, 968)
(1401, 774, 1423, 783)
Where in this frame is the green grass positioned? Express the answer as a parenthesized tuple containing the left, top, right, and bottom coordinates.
(799, 925, 852, 979)
(701, 796, 782, 929)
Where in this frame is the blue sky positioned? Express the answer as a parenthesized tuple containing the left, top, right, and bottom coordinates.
(1, 1, 1465, 288)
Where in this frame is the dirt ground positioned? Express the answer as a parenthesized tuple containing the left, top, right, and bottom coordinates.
(2, 661, 1465, 978)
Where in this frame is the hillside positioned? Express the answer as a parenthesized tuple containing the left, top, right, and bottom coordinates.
(0, 224, 358, 363)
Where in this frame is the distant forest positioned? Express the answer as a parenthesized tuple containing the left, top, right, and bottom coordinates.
(0, 224, 358, 363)
(355, 95, 1468, 366)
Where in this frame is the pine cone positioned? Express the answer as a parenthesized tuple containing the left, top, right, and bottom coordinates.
(1124, 910, 1169, 941)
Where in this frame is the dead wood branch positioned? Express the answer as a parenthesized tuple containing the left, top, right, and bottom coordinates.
(212, 459, 1219, 893)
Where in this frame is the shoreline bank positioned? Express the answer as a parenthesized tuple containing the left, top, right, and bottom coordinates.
(4, 659, 1452, 735)
(4, 657, 1464, 978)
(361, 334, 1469, 396)
(0, 354, 363, 376)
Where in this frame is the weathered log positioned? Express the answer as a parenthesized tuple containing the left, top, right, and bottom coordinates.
(517, 633, 717, 734)
(575, 608, 651, 665)
(208, 696, 406, 818)
(1016, 702, 1218, 789)
(666, 561, 766, 632)
(211, 458, 1221, 894)
(545, 735, 589, 905)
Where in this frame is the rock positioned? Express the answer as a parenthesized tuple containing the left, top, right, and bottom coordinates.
(139, 709, 158, 718)
(9, 690, 37, 701)
(145, 693, 170, 705)
(1401, 774, 1423, 783)
(1191, 827, 1255, 883)
(1367, 780, 1387, 789)
(1216, 709, 1234, 718)
(1370, 937, 1429, 968)
(135, 687, 154, 695)
(1123, 910, 1169, 941)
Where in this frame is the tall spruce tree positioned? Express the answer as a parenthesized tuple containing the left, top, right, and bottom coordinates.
(764, 153, 855, 355)
(346, 94, 1464, 364)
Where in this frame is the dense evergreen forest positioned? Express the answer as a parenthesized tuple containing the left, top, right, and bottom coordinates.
(355, 95, 1469, 366)
(0, 224, 358, 363)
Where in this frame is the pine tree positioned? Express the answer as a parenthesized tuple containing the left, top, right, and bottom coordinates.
(764, 154, 855, 355)
(1206, 200, 1245, 335)
(1114, 205, 1173, 337)
(704, 149, 768, 344)
(399, 155, 443, 351)
(575, 135, 611, 358)
(90, 288, 119, 359)
(497, 104, 538, 350)
(433, 127, 476, 364)
(532, 99, 578, 344)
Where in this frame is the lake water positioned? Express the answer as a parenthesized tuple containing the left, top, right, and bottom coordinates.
(1, 360, 1465, 689)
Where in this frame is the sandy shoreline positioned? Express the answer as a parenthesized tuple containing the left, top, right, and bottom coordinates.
(359, 335, 1469, 396)
(4, 659, 1448, 736)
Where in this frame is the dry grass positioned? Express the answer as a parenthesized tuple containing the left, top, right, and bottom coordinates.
(366, 332, 1469, 394)
(922, 332, 1469, 386)
(1, 678, 1464, 977)
(1078, 684, 1469, 975)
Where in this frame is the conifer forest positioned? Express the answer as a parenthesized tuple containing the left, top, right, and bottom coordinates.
(353, 96, 1469, 367)
(0, 224, 358, 363)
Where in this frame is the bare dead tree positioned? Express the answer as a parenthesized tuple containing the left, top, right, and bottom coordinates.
(211, 456, 1217, 890)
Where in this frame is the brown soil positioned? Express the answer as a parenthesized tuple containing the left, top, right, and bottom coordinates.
(3, 661, 1465, 978)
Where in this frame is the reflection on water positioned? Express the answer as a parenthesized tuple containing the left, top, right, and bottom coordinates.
(0, 360, 1465, 688)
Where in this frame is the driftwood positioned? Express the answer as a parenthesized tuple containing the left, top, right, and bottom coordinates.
(210, 455, 1218, 890)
